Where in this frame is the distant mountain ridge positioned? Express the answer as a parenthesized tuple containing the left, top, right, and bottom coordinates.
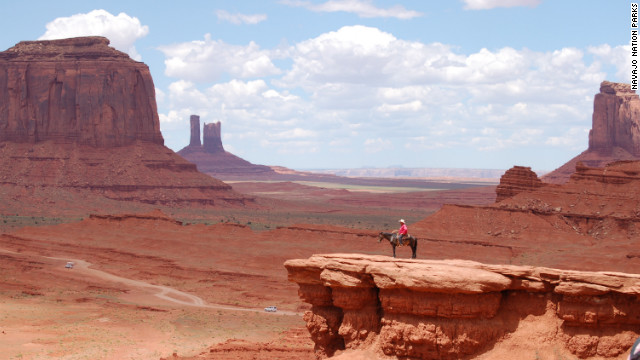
(310, 167, 506, 181)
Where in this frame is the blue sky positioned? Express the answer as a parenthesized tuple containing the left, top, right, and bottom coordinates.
(0, 0, 632, 171)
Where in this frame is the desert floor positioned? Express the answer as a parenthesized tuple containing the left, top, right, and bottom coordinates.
(1, 179, 496, 359)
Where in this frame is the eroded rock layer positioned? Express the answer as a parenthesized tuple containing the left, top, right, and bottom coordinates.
(0, 141, 250, 207)
(285, 254, 640, 359)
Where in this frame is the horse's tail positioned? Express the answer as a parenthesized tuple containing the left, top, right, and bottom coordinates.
(412, 236, 418, 259)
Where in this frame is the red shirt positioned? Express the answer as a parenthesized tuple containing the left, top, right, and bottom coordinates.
(399, 223, 408, 235)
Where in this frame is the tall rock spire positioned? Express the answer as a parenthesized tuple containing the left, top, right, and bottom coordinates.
(189, 115, 201, 147)
(203, 121, 225, 154)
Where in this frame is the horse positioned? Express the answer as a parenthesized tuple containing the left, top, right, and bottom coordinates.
(378, 232, 417, 259)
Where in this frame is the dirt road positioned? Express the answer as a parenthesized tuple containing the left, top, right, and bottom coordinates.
(0, 248, 300, 316)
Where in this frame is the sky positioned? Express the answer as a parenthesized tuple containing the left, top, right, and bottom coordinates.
(0, 0, 633, 171)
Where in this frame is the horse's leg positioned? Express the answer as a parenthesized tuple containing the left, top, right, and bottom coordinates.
(392, 244, 396, 258)
(412, 238, 417, 259)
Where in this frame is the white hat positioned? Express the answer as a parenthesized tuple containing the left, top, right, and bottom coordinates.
(399, 219, 405, 223)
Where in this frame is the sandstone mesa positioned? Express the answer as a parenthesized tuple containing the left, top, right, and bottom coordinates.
(0, 37, 252, 209)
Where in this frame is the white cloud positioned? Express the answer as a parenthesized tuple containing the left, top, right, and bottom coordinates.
(270, 128, 317, 139)
(159, 109, 194, 124)
(159, 25, 614, 169)
(280, 0, 422, 19)
(545, 127, 590, 148)
(588, 44, 632, 83)
(364, 138, 393, 153)
(38, 9, 148, 61)
(462, 0, 541, 10)
(376, 100, 423, 114)
(158, 34, 281, 82)
(215, 10, 267, 25)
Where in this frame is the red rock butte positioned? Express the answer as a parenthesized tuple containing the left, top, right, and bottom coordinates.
(0, 36, 163, 147)
(544, 81, 640, 183)
(0, 37, 252, 209)
(178, 115, 278, 179)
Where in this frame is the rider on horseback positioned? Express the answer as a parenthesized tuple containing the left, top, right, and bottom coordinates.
(398, 219, 408, 245)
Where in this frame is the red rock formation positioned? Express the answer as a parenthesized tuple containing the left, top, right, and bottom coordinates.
(0, 37, 163, 147)
(178, 115, 277, 179)
(495, 165, 544, 202)
(286, 254, 640, 359)
(203, 121, 224, 153)
(589, 81, 640, 155)
(408, 160, 640, 273)
(0, 37, 252, 209)
(189, 115, 201, 147)
(544, 81, 640, 183)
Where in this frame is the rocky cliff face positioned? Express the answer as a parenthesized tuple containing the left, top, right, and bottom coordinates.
(299, 160, 640, 358)
(544, 81, 640, 183)
(589, 81, 640, 156)
(0, 37, 252, 209)
(0, 37, 163, 147)
(286, 254, 640, 359)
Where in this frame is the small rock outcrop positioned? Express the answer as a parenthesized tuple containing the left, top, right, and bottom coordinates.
(544, 81, 640, 183)
(285, 254, 640, 359)
(495, 165, 544, 202)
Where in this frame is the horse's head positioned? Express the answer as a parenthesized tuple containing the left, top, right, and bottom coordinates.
(377, 232, 384, 243)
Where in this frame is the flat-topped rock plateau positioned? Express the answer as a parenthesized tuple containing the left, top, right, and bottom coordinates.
(0, 37, 253, 212)
(286, 254, 640, 359)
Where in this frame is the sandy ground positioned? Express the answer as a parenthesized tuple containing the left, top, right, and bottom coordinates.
(0, 243, 311, 359)
(10, 178, 627, 359)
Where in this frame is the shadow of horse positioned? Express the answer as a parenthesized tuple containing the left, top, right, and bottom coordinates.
(378, 232, 417, 259)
